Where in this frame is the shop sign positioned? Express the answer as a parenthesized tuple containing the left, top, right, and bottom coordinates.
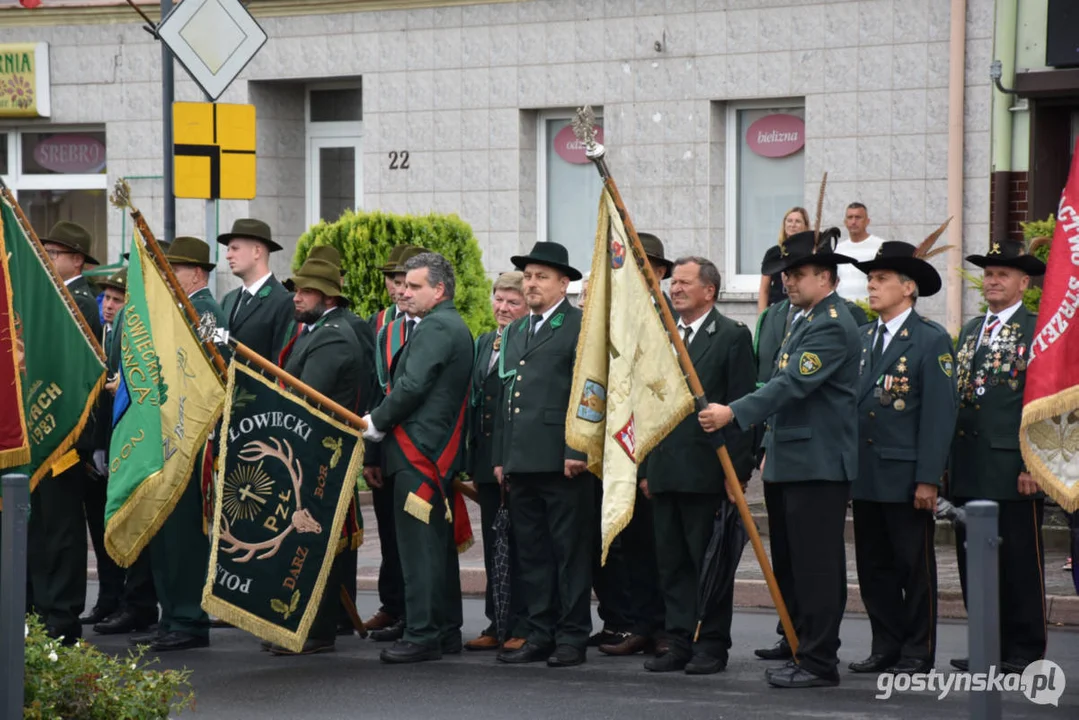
(0, 42, 50, 118)
(554, 123, 603, 164)
(33, 134, 106, 174)
(746, 114, 804, 158)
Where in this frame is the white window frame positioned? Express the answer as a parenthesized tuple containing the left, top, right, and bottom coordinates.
(304, 82, 364, 227)
(537, 107, 602, 294)
(724, 99, 805, 294)
(0, 126, 109, 195)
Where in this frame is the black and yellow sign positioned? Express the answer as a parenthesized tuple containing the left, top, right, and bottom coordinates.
(174, 102, 256, 200)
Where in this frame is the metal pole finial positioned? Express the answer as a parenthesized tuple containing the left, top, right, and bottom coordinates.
(572, 105, 605, 160)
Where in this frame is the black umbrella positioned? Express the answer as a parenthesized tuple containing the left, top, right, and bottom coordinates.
(694, 500, 749, 642)
(491, 487, 513, 643)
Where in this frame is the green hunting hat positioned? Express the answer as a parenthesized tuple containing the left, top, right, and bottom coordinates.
(165, 236, 217, 271)
(307, 245, 346, 276)
(216, 218, 283, 253)
(42, 221, 100, 265)
(392, 245, 431, 273)
(511, 241, 582, 281)
(98, 268, 128, 293)
(380, 245, 412, 274)
(285, 250, 349, 304)
(637, 232, 673, 274)
(122, 240, 169, 262)
(966, 237, 1046, 277)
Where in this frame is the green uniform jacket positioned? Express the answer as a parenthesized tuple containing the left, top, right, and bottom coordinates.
(369, 300, 474, 480)
(491, 297, 587, 474)
(221, 275, 293, 362)
(367, 304, 401, 336)
(281, 307, 363, 411)
(342, 310, 378, 414)
(730, 292, 861, 484)
(854, 310, 957, 502)
(643, 308, 756, 494)
(467, 329, 503, 485)
(755, 298, 867, 388)
(70, 276, 106, 452)
(949, 306, 1038, 501)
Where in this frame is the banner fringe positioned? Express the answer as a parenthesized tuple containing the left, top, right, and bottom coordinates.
(404, 491, 432, 524)
(1020, 385, 1079, 513)
(0, 209, 30, 470)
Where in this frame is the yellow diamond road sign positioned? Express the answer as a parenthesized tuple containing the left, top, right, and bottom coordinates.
(174, 102, 256, 200)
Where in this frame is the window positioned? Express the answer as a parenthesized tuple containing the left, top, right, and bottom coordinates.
(537, 109, 604, 275)
(725, 102, 806, 292)
(305, 82, 363, 227)
(0, 128, 109, 265)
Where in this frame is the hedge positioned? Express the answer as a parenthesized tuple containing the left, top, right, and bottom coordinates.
(293, 210, 496, 336)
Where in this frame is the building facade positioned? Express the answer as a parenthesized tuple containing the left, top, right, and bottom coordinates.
(0, 0, 995, 328)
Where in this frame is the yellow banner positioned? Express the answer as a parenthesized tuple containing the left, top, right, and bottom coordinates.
(104, 237, 225, 566)
(0, 43, 50, 118)
(566, 189, 695, 563)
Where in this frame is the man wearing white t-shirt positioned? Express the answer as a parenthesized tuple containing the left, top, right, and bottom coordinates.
(834, 203, 884, 302)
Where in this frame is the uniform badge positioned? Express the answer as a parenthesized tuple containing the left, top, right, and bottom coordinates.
(938, 353, 954, 377)
(258, 285, 272, 299)
(576, 379, 606, 423)
(899, 328, 909, 338)
(828, 306, 838, 318)
(614, 414, 637, 462)
(893, 398, 906, 411)
(798, 352, 822, 376)
(550, 313, 564, 329)
(1008, 378, 1019, 391)
(896, 358, 908, 374)
(705, 320, 716, 335)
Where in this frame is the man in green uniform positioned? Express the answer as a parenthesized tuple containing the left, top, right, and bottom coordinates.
(30, 221, 105, 644)
(464, 271, 529, 651)
(848, 240, 957, 674)
(640, 256, 755, 674)
(492, 242, 592, 668)
(700, 228, 861, 688)
(218, 219, 293, 361)
(949, 237, 1047, 674)
(364, 245, 429, 641)
(362, 252, 473, 664)
(264, 245, 365, 655)
(90, 268, 159, 637)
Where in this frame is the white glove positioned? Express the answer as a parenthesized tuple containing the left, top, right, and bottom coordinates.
(212, 327, 231, 345)
(362, 414, 385, 442)
(92, 449, 108, 477)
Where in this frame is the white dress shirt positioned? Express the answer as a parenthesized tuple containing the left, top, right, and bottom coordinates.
(976, 300, 1023, 349)
(873, 306, 913, 354)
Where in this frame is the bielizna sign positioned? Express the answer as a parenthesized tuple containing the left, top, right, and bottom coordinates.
(746, 114, 804, 158)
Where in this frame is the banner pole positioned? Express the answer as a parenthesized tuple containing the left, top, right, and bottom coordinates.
(571, 106, 799, 658)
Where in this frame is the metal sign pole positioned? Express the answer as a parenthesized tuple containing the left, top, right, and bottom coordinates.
(0, 474, 31, 719)
(162, 0, 176, 244)
(966, 500, 1002, 720)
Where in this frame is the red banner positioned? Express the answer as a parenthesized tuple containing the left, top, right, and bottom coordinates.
(1020, 140, 1079, 512)
(0, 217, 30, 469)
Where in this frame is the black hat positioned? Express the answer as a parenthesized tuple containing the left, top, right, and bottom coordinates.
(122, 239, 170, 262)
(42, 221, 101, 265)
(637, 232, 673, 274)
(854, 218, 952, 297)
(165, 236, 216, 271)
(760, 228, 854, 276)
(511, 241, 582, 281)
(966, 237, 1046, 277)
(216, 218, 283, 253)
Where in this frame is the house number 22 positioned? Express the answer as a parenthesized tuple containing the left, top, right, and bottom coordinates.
(388, 151, 410, 170)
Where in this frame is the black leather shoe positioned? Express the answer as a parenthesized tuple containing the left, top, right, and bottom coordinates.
(94, 609, 157, 635)
(269, 639, 335, 656)
(45, 624, 81, 646)
(547, 644, 585, 667)
(79, 604, 118, 626)
(441, 635, 463, 655)
(380, 640, 441, 664)
(890, 658, 933, 674)
(685, 653, 726, 675)
(950, 657, 969, 671)
(588, 628, 626, 647)
(498, 641, 554, 664)
(755, 639, 793, 661)
(129, 626, 165, 646)
(767, 665, 840, 688)
(151, 631, 209, 652)
(764, 660, 797, 682)
(644, 652, 689, 672)
(369, 620, 405, 642)
(849, 653, 899, 673)
(599, 633, 652, 656)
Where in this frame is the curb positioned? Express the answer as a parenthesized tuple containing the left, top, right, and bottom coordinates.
(354, 568, 1079, 627)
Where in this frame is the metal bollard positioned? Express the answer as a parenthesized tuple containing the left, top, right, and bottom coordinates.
(965, 500, 1001, 720)
(1, 474, 30, 720)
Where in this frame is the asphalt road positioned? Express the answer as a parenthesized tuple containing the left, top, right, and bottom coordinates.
(82, 585, 1077, 720)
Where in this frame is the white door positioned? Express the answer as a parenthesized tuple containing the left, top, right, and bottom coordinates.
(306, 136, 362, 227)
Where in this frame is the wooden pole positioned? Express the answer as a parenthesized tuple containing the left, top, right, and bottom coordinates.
(572, 108, 799, 658)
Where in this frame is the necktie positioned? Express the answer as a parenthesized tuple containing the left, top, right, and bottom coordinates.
(488, 332, 502, 373)
(871, 324, 886, 369)
(682, 325, 693, 347)
(231, 290, 250, 324)
(405, 319, 416, 341)
(783, 305, 796, 335)
(978, 314, 1000, 349)
(526, 314, 541, 346)
(300, 323, 311, 337)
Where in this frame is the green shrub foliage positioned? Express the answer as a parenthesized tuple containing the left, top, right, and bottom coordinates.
(293, 210, 495, 337)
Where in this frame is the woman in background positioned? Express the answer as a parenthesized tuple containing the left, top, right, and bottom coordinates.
(756, 207, 810, 313)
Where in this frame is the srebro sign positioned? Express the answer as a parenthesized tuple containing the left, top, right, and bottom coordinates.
(746, 114, 804, 158)
(33, 134, 107, 174)
(0, 42, 50, 118)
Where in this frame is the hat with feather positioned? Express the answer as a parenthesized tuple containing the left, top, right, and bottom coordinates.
(965, 236, 1046, 277)
(853, 217, 952, 297)
(761, 171, 856, 275)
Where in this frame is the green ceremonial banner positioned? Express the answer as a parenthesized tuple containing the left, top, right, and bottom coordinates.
(2, 198, 104, 490)
(203, 362, 363, 652)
